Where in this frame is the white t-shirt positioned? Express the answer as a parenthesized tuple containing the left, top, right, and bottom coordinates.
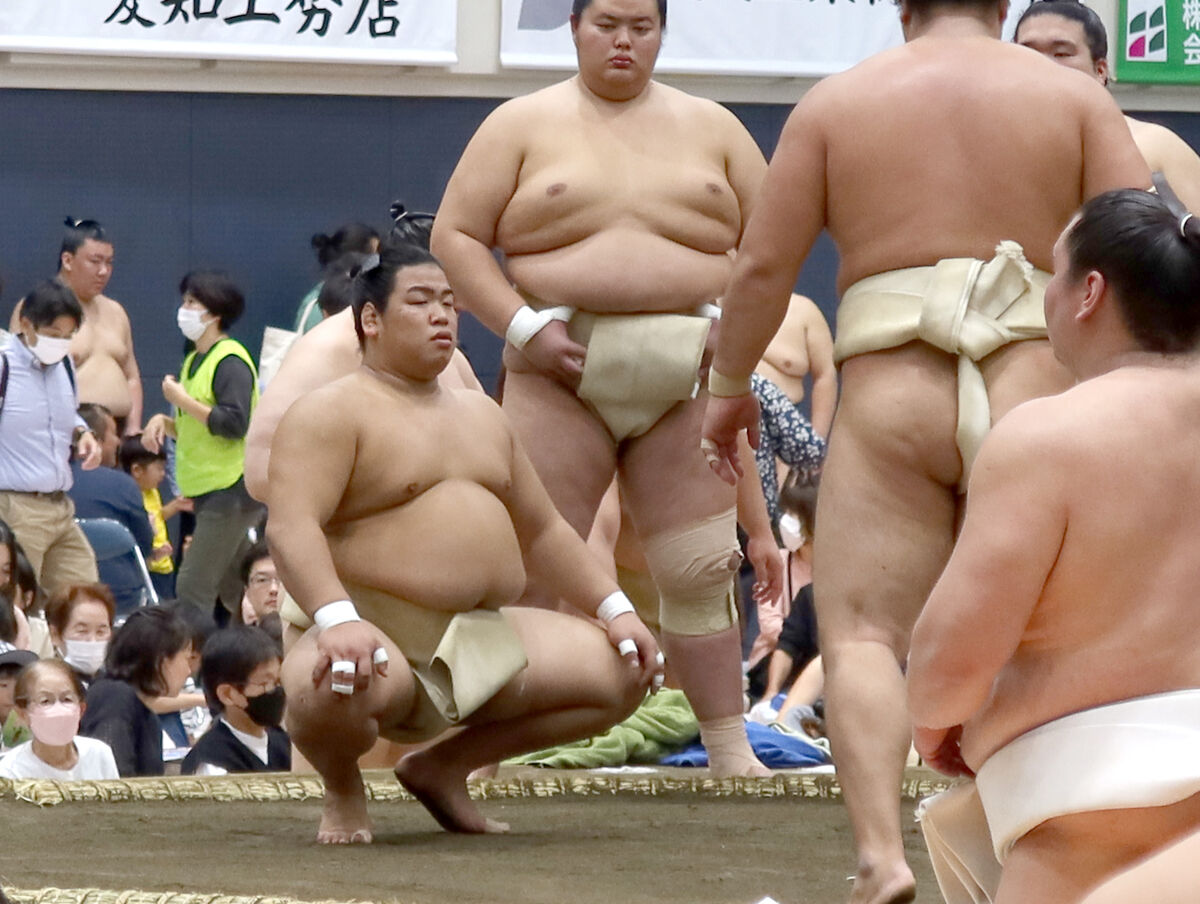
(0, 736, 120, 780)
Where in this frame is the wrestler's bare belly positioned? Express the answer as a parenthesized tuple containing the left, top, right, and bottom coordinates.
(72, 302, 133, 416)
(505, 229, 733, 315)
(74, 354, 131, 416)
(326, 480, 526, 611)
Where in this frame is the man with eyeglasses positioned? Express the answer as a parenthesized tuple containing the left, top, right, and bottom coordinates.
(239, 543, 280, 626)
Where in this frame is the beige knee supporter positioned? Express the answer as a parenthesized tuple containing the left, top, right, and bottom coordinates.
(642, 507, 741, 635)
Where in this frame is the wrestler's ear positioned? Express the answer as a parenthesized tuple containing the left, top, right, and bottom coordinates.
(360, 302, 382, 338)
(1075, 270, 1107, 322)
(1095, 57, 1111, 87)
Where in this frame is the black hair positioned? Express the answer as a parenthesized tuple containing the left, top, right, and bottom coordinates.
(351, 242, 442, 346)
(178, 270, 245, 331)
(239, 540, 273, 587)
(167, 601, 216, 653)
(13, 547, 41, 616)
(1066, 190, 1200, 354)
(780, 471, 820, 538)
(0, 519, 19, 593)
(311, 222, 379, 269)
(571, 0, 666, 27)
(77, 403, 115, 443)
(0, 589, 15, 645)
(118, 434, 166, 474)
(316, 253, 366, 318)
(104, 605, 191, 697)
(21, 280, 83, 330)
(199, 625, 282, 714)
(59, 217, 111, 260)
(1015, 0, 1107, 62)
(388, 203, 435, 251)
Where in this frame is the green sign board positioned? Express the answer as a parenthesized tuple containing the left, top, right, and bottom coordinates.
(1117, 0, 1200, 83)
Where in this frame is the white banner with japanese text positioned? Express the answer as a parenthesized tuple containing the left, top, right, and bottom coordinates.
(0, 0, 456, 65)
(502, 0, 1031, 77)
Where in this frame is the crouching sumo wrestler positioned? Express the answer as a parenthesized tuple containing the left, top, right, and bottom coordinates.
(267, 243, 663, 843)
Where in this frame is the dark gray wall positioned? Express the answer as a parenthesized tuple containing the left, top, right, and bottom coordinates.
(2, 88, 1196, 409)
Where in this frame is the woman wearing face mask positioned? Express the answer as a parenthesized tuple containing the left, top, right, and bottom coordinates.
(80, 605, 193, 776)
(0, 659, 119, 780)
(142, 271, 263, 621)
(44, 583, 115, 686)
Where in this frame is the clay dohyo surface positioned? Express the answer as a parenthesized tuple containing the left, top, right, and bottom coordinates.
(0, 776, 943, 904)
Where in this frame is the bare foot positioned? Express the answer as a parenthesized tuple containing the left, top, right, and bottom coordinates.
(317, 782, 374, 844)
(468, 762, 499, 782)
(847, 863, 916, 904)
(395, 752, 510, 834)
(707, 751, 773, 779)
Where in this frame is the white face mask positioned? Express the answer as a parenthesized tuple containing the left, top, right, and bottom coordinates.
(778, 512, 807, 552)
(176, 307, 210, 341)
(29, 334, 72, 366)
(62, 638, 108, 676)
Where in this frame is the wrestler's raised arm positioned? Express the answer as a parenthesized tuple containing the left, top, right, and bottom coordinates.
(495, 408, 661, 686)
(1078, 79, 1153, 199)
(907, 401, 1068, 748)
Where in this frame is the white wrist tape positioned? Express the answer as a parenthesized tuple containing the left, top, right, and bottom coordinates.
(504, 305, 573, 350)
(697, 302, 722, 320)
(596, 591, 636, 625)
(313, 599, 361, 631)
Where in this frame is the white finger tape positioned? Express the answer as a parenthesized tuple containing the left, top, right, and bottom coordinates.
(617, 638, 638, 658)
(373, 647, 390, 666)
(331, 659, 356, 676)
(330, 681, 355, 696)
(655, 651, 665, 666)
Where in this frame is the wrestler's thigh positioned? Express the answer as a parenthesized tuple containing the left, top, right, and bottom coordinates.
(979, 339, 1074, 424)
(618, 394, 737, 537)
(502, 368, 617, 537)
(999, 793, 1200, 904)
(813, 348, 960, 655)
(1080, 826, 1200, 904)
(281, 628, 418, 734)
(467, 607, 641, 723)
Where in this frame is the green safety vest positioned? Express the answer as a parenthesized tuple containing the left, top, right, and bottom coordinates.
(175, 338, 258, 497)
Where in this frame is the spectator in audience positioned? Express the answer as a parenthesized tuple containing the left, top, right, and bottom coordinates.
(11, 546, 51, 658)
(8, 218, 143, 434)
(150, 603, 214, 755)
(119, 436, 192, 600)
(80, 605, 193, 777)
(70, 404, 156, 614)
(45, 582, 115, 687)
(296, 222, 380, 334)
(0, 522, 19, 646)
(0, 645, 37, 751)
(143, 270, 264, 622)
(238, 542, 279, 626)
(0, 658, 119, 780)
(182, 625, 289, 775)
(0, 281, 101, 595)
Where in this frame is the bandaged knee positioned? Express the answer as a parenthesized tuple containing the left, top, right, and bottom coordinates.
(642, 507, 741, 635)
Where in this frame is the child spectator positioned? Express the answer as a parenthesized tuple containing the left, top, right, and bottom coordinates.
(0, 659, 119, 780)
(0, 645, 37, 751)
(182, 625, 289, 775)
(119, 436, 192, 599)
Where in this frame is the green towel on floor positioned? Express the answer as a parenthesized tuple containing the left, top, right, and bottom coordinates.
(506, 689, 699, 768)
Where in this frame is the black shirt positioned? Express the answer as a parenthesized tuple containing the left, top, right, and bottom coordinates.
(181, 719, 290, 775)
(80, 677, 163, 777)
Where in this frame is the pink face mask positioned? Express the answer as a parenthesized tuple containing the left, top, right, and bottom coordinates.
(27, 702, 81, 747)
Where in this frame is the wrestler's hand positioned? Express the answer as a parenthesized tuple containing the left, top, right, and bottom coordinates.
(913, 724, 975, 778)
(520, 321, 587, 389)
(606, 613, 665, 693)
(700, 394, 761, 485)
(745, 534, 784, 608)
(313, 620, 390, 694)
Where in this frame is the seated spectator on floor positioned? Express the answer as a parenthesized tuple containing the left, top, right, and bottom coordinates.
(0, 281, 101, 596)
(45, 583, 115, 688)
(119, 436, 192, 600)
(237, 542, 279, 627)
(183, 625, 289, 775)
(147, 603, 213, 757)
(70, 404, 155, 613)
(0, 522, 20, 648)
(80, 605, 192, 777)
(11, 545, 51, 657)
(0, 644, 37, 751)
(0, 658, 119, 780)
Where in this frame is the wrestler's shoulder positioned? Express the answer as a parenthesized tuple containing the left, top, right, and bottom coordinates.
(991, 378, 1120, 452)
(94, 293, 132, 319)
(485, 80, 577, 124)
